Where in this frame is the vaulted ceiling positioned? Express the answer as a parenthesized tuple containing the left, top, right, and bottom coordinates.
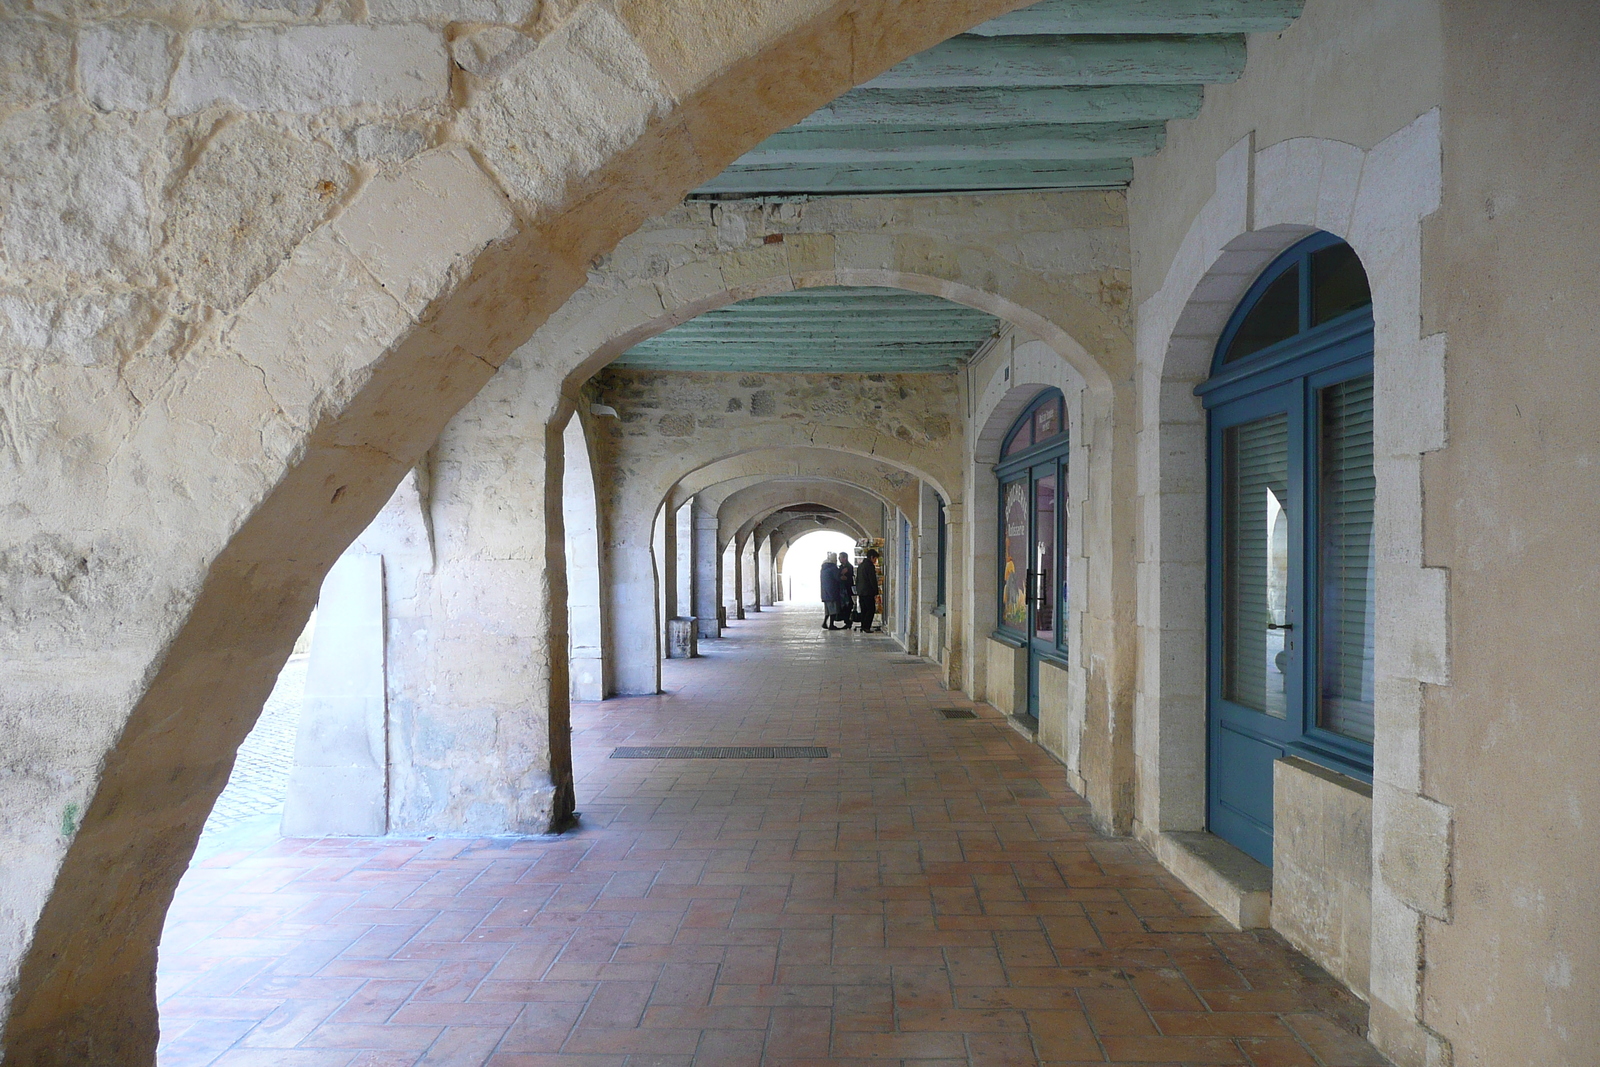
(695, 0, 1303, 196)
(612, 287, 1000, 373)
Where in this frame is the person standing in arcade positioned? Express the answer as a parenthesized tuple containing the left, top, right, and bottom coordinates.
(819, 552, 842, 630)
(836, 553, 856, 630)
(855, 548, 880, 633)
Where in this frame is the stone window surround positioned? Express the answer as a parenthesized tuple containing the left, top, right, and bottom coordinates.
(1133, 113, 1453, 1067)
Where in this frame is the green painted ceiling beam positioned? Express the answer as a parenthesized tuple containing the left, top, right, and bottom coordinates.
(617, 285, 1004, 372)
(790, 82, 1202, 128)
(687, 0, 1304, 198)
(861, 33, 1244, 90)
(638, 328, 993, 343)
(696, 158, 1133, 194)
(614, 359, 966, 372)
(624, 337, 985, 350)
(687, 310, 994, 324)
(968, 0, 1303, 36)
(734, 121, 1165, 165)
(703, 295, 979, 310)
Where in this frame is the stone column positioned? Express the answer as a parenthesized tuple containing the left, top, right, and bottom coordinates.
(653, 504, 670, 665)
(282, 550, 389, 836)
(675, 499, 694, 618)
(693, 495, 721, 639)
(758, 534, 776, 606)
(742, 536, 760, 612)
(728, 540, 745, 620)
(918, 482, 942, 660)
(612, 508, 663, 691)
(563, 417, 605, 703)
(380, 416, 573, 835)
(945, 499, 967, 693)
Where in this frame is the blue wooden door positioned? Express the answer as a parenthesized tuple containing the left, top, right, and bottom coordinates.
(1206, 383, 1303, 864)
(1200, 233, 1379, 867)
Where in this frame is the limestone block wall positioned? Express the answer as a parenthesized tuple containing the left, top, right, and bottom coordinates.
(1272, 758, 1373, 1000)
(984, 637, 1027, 719)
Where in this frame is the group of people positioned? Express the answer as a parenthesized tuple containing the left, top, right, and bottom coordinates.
(819, 548, 880, 632)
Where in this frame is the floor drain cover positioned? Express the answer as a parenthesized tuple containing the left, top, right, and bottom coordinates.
(938, 708, 977, 719)
(610, 746, 829, 759)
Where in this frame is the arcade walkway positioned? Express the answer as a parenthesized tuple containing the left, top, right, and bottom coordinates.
(157, 606, 1387, 1066)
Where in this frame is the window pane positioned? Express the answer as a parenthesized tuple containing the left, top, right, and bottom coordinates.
(1224, 264, 1300, 363)
(1317, 375, 1376, 742)
(1057, 460, 1070, 649)
(1033, 474, 1056, 643)
(1034, 399, 1061, 442)
(1224, 414, 1290, 718)
(1004, 423, 1033, 456)
(1311, 242, 1372, 325)
(1001, 479, 1029, 629)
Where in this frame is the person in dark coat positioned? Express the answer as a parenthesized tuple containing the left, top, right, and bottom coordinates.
(819, 553, 842, 629)
(855, 548, 880, 633)
(836, 556, 856, 629)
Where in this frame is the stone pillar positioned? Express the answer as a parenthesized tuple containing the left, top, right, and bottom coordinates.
(944, 499, 967, 693)
(742, 536, 760, 612)
(693, 495, 721, 639)
(728, 541, 744, 620)
(654, 503, 671, 664)
(612, 508, 662, 694)
(563, 417, 605, 703)
(759, 535, 776, 606)
(918, 482, 942, 660)
(675, 499, 694, 617)
(380, 416, 573, 835)
(282, 550, 389, 836)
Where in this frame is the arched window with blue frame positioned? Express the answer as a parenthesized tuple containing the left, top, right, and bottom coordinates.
(1197, 232, 1375, 866)
(994, 388, 1070, 722)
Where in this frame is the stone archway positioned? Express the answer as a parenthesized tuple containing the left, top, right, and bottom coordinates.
(0, 2, 1031, 1058)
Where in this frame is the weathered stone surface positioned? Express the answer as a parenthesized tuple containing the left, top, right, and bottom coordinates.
(339, 122, 427, 163)
(329, 145, 516, 318)
(160, 119, 349, 310)
(1273, 757, 1373, 998)
(1376, 783, 1452, 921)
(450, 25, 536, 79)
(464, 4, 670, 208)
(370, 0, 541, 24)
(169, 25, 450, 115)
(0, 18, 72, 111)
(78, 21, 178, 111)
(0, 107, 157, 276)
(0, 287, 161, 368)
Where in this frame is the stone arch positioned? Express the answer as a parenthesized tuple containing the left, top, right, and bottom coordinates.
(607, 447, 924, 695)
(0, 2, 1034, 1057)
(1132, 117, 1446, 1053)
(772, 519, 864, 599)
(697, 475, 886, 626)
(670, 447, 930, 515)
(718, 480, 890, 551)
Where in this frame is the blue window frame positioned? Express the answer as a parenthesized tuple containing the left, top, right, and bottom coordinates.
(994, 389, 1071, 721)
(1197, 233, 1375, 865)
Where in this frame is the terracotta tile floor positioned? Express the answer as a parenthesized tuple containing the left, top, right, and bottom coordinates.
(158, 605, 1388, 1066)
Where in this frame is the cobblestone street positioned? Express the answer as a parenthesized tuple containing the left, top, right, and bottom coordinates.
(200, 655, 308, 839)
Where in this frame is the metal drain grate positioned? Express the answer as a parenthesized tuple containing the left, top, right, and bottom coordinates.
(610, 746, 829, 760)
(938, 708, 977, 720)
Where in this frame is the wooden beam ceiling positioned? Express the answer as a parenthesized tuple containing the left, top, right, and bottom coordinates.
(694, 0, 1302, 197)
(612, 287, 1000, 373)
